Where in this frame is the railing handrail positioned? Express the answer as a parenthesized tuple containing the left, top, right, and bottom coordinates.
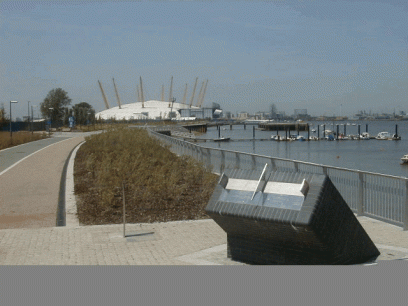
(150, 129, 408, 181)
(147, 128, 408, 230)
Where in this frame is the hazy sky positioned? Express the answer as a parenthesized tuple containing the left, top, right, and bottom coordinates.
(1, 0, 407, 118)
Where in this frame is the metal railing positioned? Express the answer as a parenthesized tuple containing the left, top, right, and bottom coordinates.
(148, 129, 408, 230)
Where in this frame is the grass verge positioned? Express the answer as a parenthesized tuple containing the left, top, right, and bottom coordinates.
(0, 131, 49, 150)
(74, 127, 219, 225)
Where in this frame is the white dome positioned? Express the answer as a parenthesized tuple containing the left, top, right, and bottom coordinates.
(95, 100, 200, 120)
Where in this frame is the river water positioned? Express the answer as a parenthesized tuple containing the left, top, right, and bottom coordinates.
(197, 120, 408, 178)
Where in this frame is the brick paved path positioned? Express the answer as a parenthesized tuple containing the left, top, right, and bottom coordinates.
(0, 136, 85, 229)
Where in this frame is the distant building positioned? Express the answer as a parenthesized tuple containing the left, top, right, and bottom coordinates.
(95, 100, 207, 121)
(254, 112, 268, 120)
(294, 109, 310, 120)
(238, 112, 249, 120)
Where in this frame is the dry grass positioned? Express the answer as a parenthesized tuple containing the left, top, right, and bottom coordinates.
(0, 131, 49, 150)
(74, 127, 219, 225)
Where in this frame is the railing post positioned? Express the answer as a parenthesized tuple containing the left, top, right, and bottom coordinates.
(357, 172, 364, 216)
(221, 150, 225, 173)
(270, 158, 277, 171)
(200, 146, 204, 164)
(252, 155, 256, 170)
(207, 148, 211, 170)
(404, 179, 408, 230)
(322, 166, 327, 176)
(236, 152, 240, 169)
(293, 161, 299, 173)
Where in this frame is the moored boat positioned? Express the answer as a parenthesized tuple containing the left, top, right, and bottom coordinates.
(360, 132, 370, 140)
(401, 154, 408, 163)
(376, 132, 391, 140)
(214, 137, 230, 142)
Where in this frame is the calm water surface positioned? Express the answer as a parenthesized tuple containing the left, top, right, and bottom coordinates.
(197, 121, 408, 178)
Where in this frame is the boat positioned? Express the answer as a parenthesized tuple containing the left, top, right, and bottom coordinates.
(214, 137, 230, 142)
(271, 135, 281, 141)
(360, 132, 370, 140)
(376, 132, 391, 140)
(401, 154, 408, 163)
(296, 135, 306, 141)
(311, 129, 316, 133)
(392, 134, 401, 140)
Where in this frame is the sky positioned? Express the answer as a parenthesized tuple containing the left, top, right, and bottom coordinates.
(1, 0, 407, 119)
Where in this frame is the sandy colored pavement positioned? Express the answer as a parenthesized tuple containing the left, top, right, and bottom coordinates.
(0, 136, 85, 229)
(0, 131, 407, 265)
(0, 216, 406, 265)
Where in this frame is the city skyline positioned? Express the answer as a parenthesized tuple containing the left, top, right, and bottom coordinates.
(1, 0, 407, 119)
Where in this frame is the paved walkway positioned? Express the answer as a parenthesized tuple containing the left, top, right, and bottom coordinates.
(0, 132, 407, 265)
(0, 136, 85, 229)
(0, 216, 407, 265)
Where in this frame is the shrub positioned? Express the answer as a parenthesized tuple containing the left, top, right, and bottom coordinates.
(0, 132, 48, 150)
(74, 127, 218, 225)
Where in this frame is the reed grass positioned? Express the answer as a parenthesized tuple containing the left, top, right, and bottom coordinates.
(74, 127, 219, 225)
(0, 131, 49, 150)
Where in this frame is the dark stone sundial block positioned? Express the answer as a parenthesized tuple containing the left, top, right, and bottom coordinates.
(205, 169, 380, 265)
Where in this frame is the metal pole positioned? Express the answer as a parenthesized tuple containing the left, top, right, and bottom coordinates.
(358, 125, 361, 138)
(28, 101, 30, 131)
(123, 181, 126, 238)
(336, 125, 339, 140)
(9, 101, 17, 139)
(358, 172, 364, 216)
(9, 101, 12, 139)
(404, 179, 408, 231)
(253, 126, 255, 139)
(323, 125, 325, 138)
(395, 124, 398, 137)
(317, 125, 320, 139)
(31, 106, 34, 135)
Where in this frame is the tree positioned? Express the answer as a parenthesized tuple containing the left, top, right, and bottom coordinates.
(40, 88, 72, 126)
(0, 103, 8, 128)
(72, 102, 95, 125)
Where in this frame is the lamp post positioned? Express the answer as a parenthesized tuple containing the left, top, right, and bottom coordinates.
(31, 105, 36, 135)
(9, 101, 18, 139)
(27, 101, 30, 131)
(48, 107, 54, 136)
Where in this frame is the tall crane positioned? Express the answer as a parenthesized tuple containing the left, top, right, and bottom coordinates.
(189, 77, 198, 108)
(139, 76, 145, 108)
(196, 81, 205, 107)
(168, 76, 173, 107)
(98, 80, 110, 109)
(198, 79, 209, 108)
(112, 78, 122, 109)
(182, 83, 188, 106)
